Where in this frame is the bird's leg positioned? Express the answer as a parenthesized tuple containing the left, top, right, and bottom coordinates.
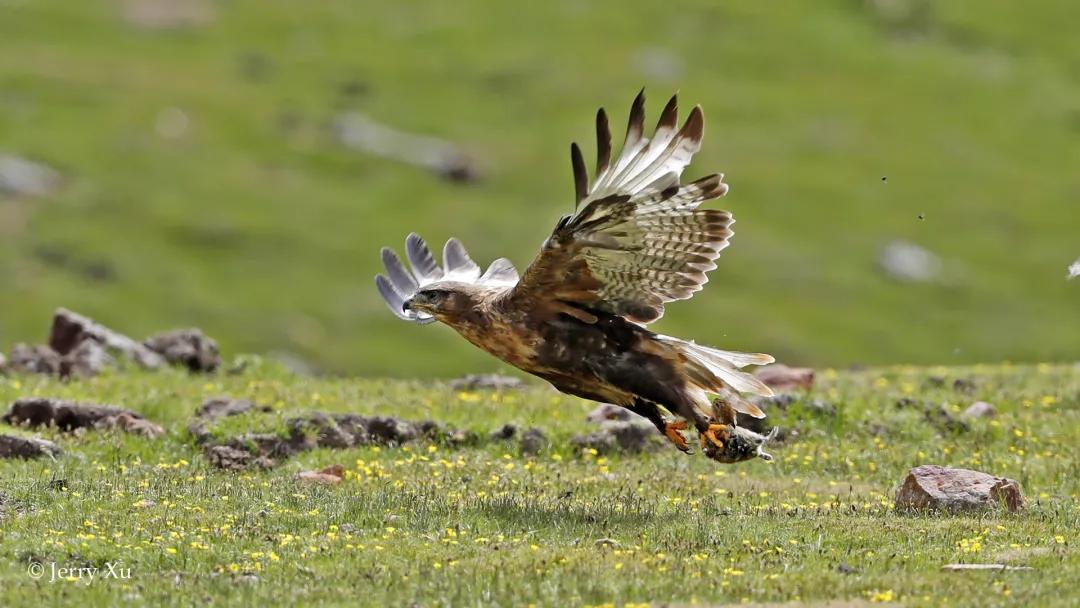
(698, 399, 738, 450)
(627, 398, 691, 454)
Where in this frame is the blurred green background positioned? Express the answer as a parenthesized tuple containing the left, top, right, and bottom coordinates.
(1, 0, 1077, 376)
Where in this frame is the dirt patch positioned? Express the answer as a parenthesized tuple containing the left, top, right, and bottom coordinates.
(2, 397, 164, 438)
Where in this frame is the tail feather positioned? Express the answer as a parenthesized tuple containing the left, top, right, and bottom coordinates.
(658, 335, 774, 415)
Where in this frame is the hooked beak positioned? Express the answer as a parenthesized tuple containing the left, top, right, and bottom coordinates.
(402, 298, 413, 312)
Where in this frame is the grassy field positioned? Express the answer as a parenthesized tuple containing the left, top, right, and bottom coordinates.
(1, 0, 1079, 375)
(0, 361, 1077, 606)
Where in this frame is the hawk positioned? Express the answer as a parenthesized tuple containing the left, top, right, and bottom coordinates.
(376, 91, 775, 462)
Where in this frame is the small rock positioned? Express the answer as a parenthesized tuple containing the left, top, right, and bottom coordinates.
(196, 397, 267, 419)
(520, 428, 548, 456)
(334, 112, 479, 184)
(295, 464, 345, 485)
(143, 328, 221, 373)
(585, 404, 641, 423)
(962, 401, 997, 419)
(1067, 257, 1080, 280)
(0, 435, 61, 459)
(123, 0, 216, 30)
(941, 564, 1034, 572)
(952, 378, 976, 394)
(879, 239, 942, 282)
(923, 404, 970, 433)
(106, 413, 165, 438)
(594, 538, 621, 548)
(449, 374, 525, 391)
(59, 339, 114, 378)
(0, 154, 61, 198)
(5, 343, 62, 375)
(489, 423, 517, 441)
(572, 421, 658, 455)
(3, 397, 163, 437)
(754, 364, 815, 391)
(895, 465, 1024, 512)
(363, 416, 420, 445)
(206, 445, 266, 470)
(836, 562, 860, 575)
(49, 308, 164, 369)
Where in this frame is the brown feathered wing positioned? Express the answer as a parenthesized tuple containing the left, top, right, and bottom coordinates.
(508, 91, 735, 325)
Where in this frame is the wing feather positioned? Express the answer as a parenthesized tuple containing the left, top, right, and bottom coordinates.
(510, 92, 735, 324)
(377, 234, 518, 324)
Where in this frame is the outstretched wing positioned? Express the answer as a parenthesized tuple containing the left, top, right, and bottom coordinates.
(508, 91, 733, 324)
(376, 233, 519, 324)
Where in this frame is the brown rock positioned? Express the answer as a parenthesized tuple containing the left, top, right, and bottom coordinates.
(753, 364, 815, 391)
(448, 374, 525, 390)
(196, 397, 266, 419)
(895, 465, 1024, 512)
(520, 428, 549, 456)
(49, 308, 164, 369)
(3, 397, 162, 437)
(295, 464, 345, 485)
(206, 445, 273, 470)
(59, 340, 114, 379)
(572, 421, 659, 454)
(586, 404, 641, 423)
(143, 328, 221, 373)
(5, 344, 62, 375)
(0, 435, 61, 459)
(962, 401, 997, 419)
(941, 564, 1034, 572)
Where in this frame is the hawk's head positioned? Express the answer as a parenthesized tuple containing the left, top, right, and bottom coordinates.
(402, 281, 485, 323)
(376, 233, 520, 326)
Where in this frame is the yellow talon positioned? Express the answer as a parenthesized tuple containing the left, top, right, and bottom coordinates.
(701, 423, 731, 449)
(663, 420, 691, 453)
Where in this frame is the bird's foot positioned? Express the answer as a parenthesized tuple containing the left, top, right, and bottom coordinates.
(663, 420, 691, 453)
(699, 423, 732, 450)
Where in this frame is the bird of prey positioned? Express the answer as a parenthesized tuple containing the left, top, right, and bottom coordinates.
(376, 91, 775, 462)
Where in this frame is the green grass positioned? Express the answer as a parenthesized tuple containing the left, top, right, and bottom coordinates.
(1, 1, 1078, 375)
(0, 362, 1077, 606)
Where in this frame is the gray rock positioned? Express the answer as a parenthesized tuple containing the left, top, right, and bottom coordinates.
(144, 328, 221, 372)
(962, 401, 997, 419)
(5, 344, 62, 375)
(895, 465, 1023, 512)
(334, 112, 478, 183)
(754, 364, 815, 391)
(520, 428, 548, 456)
(585, 404, 641, 423)
(572, 421, 658, 454)
(49, 308, 164, 369)
(879, 240, 942, 282)
(0, 435, 61, 459)
(2, 397, 163, 438)
(449, 374, 525, 391)
(0, 154, 61, 197)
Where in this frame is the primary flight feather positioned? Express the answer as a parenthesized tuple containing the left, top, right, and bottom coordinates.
(376, 91, 775, 462)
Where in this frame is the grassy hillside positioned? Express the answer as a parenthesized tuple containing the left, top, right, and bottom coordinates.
(0, 362, 1077, 606)
(1, 0, 1078, 376)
